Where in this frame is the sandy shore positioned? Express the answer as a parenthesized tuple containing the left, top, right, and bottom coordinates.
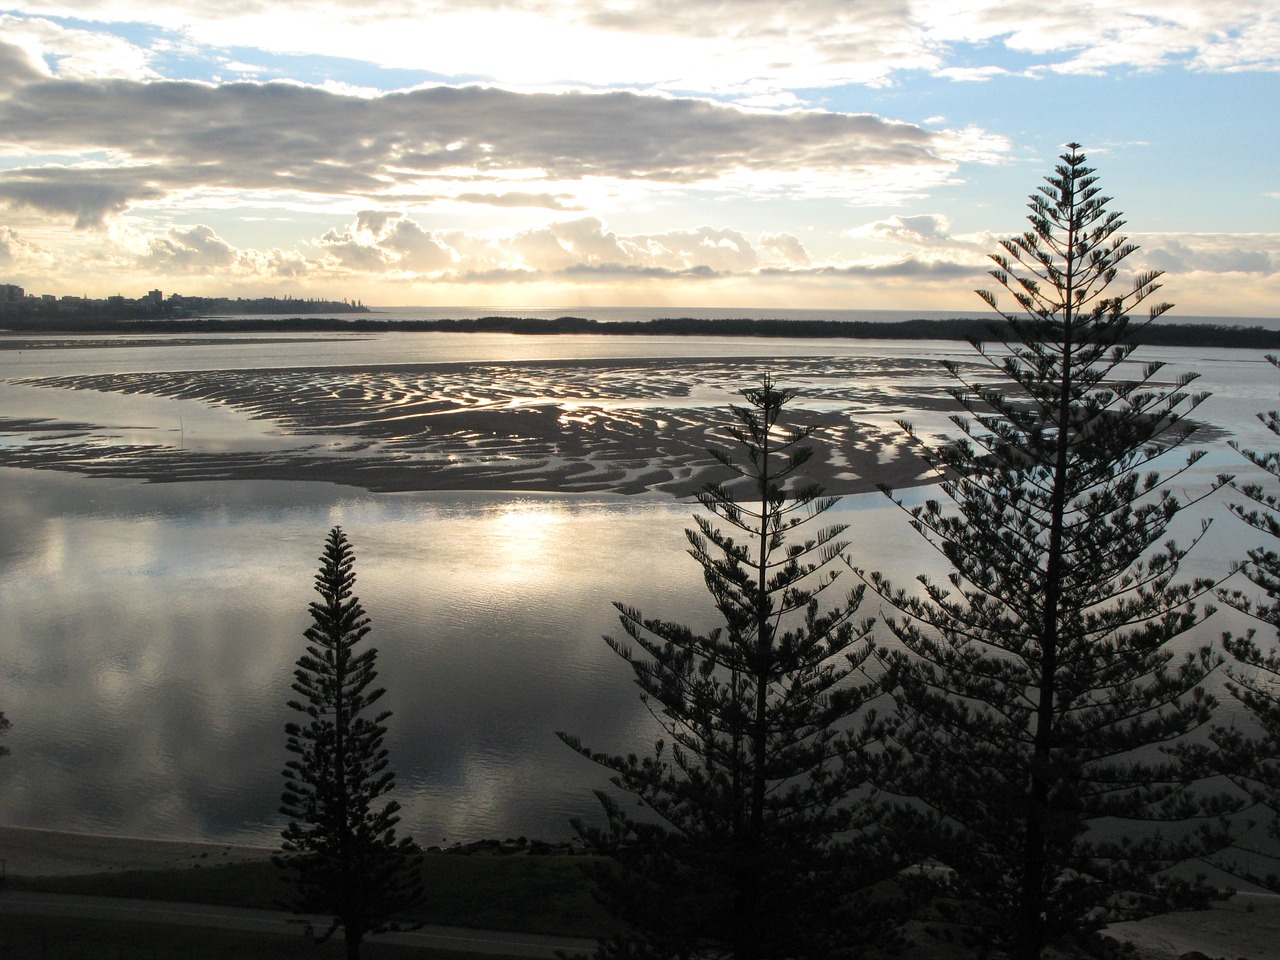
(0, 824, 274, 877)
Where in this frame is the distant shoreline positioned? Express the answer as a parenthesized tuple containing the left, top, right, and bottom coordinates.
(3, 314, 1280, 349)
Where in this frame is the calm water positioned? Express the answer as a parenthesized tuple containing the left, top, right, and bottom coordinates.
(0, 332, 1273, 844)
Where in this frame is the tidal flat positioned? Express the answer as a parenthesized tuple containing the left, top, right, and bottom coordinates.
(0, 353, 972, 495)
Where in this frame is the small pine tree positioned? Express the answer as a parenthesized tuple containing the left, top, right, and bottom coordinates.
(278, 526, 423, 960)
(560, 375, 890, 960)
(861, 143, 1236, 959)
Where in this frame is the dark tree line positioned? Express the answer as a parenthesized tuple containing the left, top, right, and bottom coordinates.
(8, 312, 1279, 347)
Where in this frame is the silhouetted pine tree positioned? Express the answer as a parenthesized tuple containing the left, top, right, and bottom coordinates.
(278, 526, 423, 960)
(561, 376, 893, 960)
(1214, 355, 1280, 879)
(861, 144, 1236, 960)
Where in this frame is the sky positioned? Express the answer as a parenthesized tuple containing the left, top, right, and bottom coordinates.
(0, 1, 1277, 316)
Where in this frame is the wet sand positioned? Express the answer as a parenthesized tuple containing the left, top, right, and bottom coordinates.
(0, 356, 965, 496)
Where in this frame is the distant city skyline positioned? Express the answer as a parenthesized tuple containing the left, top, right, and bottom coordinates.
(0, 2, 1276, 317)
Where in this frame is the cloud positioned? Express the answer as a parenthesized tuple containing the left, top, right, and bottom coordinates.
(0, 15, 159, 81)
(7, 2, 1274, 96)
(633, 226, 759, 273)
(109, 215, 828, 285)
(0, 63, 1003, 223)
(315, 215, 769, 278)
(771, 258, 983, 280)
(758, 234, 812, 268)
(917, 0, 1279, 76)
(0, 170, 168, 229)
(143, 225, 238, 271)
(355, 210, 402, 236)
(0, 31, 50, 90)
(1137, 233, 1280, 275)
(380, 219, 457, 271)
(854, 213, 957, 246)
(316, 228, 396, 271)
(935, 66, 1008, 82)
(454, 192, 584, 211)
(0, 226, 26, 266)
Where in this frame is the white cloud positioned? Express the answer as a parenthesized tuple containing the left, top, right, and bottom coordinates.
(143, 224, 238, 271)
(935, 66, 1008, 82)
(0, 225, 52, 271)
(315, 228, 396, 271)
(853, 213, 957, 246)
(0, 15, 159, 81)
(381, 219, 457, 271)
(100, 215, 817, 284)
(8, 1, 1275, 94)
(929, 0, 1279, 76)
(758, 234, 812, 268)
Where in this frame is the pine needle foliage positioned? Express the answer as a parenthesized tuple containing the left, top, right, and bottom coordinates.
(860, 144, 1234, 960)
(1220, 355, 1280, 729)
(278, 526, 423, 960)
(1215, 355, 1280, 874)
(560, 376, 890, 960)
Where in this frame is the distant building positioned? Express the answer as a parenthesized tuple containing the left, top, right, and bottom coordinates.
(0, 283, 23, 302)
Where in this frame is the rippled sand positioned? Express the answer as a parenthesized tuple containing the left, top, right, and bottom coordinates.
(0, 356, 965, 495)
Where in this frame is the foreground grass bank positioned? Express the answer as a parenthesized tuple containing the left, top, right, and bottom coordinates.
(10, 851, 618, 939)
(0, 916, 500, 960)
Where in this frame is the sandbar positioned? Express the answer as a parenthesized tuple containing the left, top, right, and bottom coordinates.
(0, 356, 969, 496)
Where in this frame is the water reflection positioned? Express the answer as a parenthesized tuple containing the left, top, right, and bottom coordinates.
(0, 338, 1274, 846)
(0, 469, 732, 843)
(0, 461, 1256, 845)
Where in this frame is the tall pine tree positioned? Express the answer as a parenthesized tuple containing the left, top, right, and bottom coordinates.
(862, 144, 1234, 959)
(1214, 355, 1280, 878)
(561, 376, 891, 960)
(278, 526, 423, 960)
(1220, 355, 1280, 730)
